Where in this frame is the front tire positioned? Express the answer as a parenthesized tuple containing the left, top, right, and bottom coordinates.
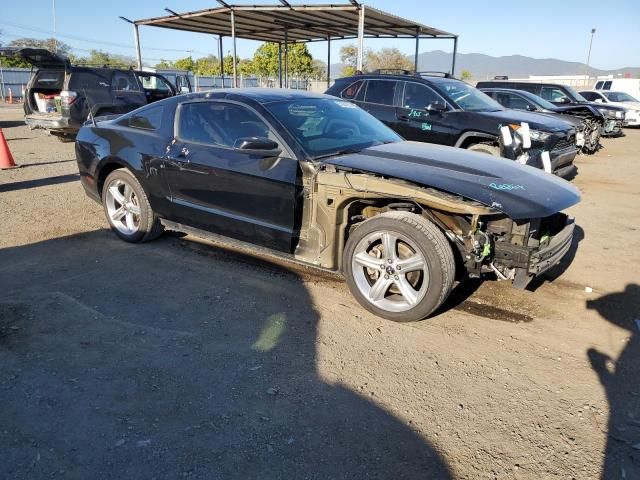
(343, 212, 456, 322)
(467, 143, 500, 156)
(102, 169, 164, 243)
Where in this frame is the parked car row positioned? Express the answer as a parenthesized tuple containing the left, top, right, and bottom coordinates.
(326, 71, 580, 179)
(476, 79, 630, 138)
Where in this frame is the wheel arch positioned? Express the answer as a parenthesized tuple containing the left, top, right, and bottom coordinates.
(96, 158, 134, 199)
(454, 131, 497, 149)
(294, 171, 491, 272)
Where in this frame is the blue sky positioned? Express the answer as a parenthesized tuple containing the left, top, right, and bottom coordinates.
(1, 0, 639, 69)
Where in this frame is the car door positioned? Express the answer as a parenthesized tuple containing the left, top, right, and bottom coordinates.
(162, 100, 300, 252)
(110, 70, 147, 113)
(175, 74, 192, 94)
(394, 81, 455, 145)
(136, 72, 176, 103)
(359, 79, 402, 129)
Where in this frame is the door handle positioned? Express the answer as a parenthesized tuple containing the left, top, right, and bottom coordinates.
(397, 114, 410, 121)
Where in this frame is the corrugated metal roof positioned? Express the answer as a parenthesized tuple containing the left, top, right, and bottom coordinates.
(134, 3, 455, 43)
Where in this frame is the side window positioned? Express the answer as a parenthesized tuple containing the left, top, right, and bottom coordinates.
(364, 80, 398, 106)
(595, 81, 604, 89)
(139, 74, 172, 93)
(540, 87, 570, 103)
(402, 82, 441, 109)
(128, 106, 164, 130)
(603, 81, 612, 90)
(581, 92, 599, 101)
(506, 93, 530, 110)
(112, 72, 139, 92)
(177, 102, 275, 148)
(341, 80, 364, 100)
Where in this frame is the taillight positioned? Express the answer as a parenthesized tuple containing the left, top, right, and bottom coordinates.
(60, 90, 77, 106)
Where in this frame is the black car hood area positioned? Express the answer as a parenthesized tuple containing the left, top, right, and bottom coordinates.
(473, 109, 573, 132)
(323, 141, 581, 220)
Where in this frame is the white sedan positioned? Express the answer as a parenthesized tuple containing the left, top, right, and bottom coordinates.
(580, 90, 640, 127)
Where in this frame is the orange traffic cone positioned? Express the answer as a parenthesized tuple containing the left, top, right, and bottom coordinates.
(0, 128, 19, 169)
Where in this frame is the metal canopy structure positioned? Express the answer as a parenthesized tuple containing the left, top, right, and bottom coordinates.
(127, 1, 458, 88)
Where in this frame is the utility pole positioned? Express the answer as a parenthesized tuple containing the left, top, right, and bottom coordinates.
(586, 28, 596, 67)
(52, 0, 57, 53)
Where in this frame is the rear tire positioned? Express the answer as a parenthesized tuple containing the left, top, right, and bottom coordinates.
(343, 212, 455, 322)
(467, 143, 500, 156)
(102, 169, 164, 243)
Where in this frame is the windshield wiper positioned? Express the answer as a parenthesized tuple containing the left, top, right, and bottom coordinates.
(312, 148, 363, 161)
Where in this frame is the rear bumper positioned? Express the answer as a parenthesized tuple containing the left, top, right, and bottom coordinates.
(25, 114, 80, 133)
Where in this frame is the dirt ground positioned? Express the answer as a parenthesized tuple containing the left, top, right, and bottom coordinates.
(1, 103, 639, 479)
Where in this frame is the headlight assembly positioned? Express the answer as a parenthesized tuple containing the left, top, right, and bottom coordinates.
(528, 129, 551, 142)
(615, 111, 624, 119)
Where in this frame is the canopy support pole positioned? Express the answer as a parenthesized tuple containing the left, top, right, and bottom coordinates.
(230, 10, 237, 87)
(326, 35, 331, 88)
(356, 5, 365, 72)
(414, 28, 420, 72)
(451, 36, 458, 76)
(284, 29, 289, 88)
(278, 43, 283, 88)
(218, 35, 224, 88)
(133, 24, 142, 70)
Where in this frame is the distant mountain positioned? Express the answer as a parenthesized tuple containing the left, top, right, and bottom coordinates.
(330, 51, 640, 80)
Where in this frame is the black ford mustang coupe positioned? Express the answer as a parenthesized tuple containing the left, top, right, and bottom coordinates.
(75, 89, 580, 322)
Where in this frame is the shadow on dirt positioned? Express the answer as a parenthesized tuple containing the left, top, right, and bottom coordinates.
(0, 120, 26, 129)
(0, 230, 452, 479)
(0, 173, 79, 193)
(587, 284, 640, 479)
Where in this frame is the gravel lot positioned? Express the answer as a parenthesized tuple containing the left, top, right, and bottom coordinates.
(1, 103, 639, 479)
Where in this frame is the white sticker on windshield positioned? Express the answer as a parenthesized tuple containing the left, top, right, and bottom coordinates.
(335, 100, 357, 108)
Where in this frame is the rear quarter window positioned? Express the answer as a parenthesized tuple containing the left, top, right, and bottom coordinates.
(127, 106, 164, 130)
(341, 80, 364, 100)
(603, 81, 612, 90)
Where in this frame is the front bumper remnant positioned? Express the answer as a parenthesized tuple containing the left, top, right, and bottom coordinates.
(493, 215, 576, 289)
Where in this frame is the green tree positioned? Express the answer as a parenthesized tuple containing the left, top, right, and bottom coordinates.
(368, 48, 413, 71)
(460, 70, 473, 82)
(252, 42, 314, 78)
(194, 55, 220, 76)
(223, 53, 236, 75)
(155, 59, 173, 69)
(238, 58, 255, 76)
(80, 50, 136, 67)
(252, 42, 280, 77)
(174, 56, 195, 72)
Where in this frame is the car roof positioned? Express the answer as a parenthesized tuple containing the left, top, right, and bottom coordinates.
(339, 73, 460, 85)
(199, 88, 335, 104)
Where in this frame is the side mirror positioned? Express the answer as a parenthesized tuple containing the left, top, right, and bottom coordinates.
(234, 137, 281, 156)
(426, 101, 447, 113)
(526, 104, 537, 111)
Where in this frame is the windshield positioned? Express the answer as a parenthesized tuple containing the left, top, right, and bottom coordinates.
(435, 80, 503, 112)
(265, 98, 401, 158)
(564, 85, 588, 102)
(603, 91, 638, 102)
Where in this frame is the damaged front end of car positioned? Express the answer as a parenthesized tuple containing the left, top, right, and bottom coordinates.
(461, 212, 575, 289)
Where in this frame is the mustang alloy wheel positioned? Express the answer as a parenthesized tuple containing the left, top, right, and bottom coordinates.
(344, 211, 456, 322)
(102, 169, 164, 243)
